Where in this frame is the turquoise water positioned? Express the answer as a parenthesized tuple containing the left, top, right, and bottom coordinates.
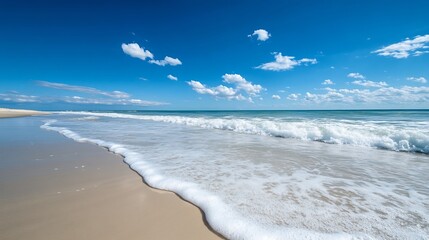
(42, 110, 429, 239)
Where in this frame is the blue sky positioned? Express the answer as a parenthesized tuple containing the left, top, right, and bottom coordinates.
(1, 0, 428, 110)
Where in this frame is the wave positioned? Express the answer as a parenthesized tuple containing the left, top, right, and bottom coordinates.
(74, 116, 100, 121)
(41, 119, 371, 240)
(56, 111, 429, 154)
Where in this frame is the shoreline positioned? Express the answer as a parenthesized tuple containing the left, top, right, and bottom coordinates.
(103, 147, 226, 239)
(0, 108, 49, 118)
(0, 116, 223, 240)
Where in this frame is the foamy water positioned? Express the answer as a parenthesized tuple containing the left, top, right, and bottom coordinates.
(41, 110, 429, 239)
(58, 110, 429, 153)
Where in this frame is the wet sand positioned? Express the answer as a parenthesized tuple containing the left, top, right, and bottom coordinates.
(0, 117, 222, 240)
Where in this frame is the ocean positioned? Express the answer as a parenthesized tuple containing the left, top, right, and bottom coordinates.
(41, 110, 429, 239)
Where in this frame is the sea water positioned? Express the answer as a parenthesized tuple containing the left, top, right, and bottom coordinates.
(41, 110, 429, 239)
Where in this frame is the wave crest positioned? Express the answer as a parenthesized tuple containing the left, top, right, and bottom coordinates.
(57, 111, 429, 153)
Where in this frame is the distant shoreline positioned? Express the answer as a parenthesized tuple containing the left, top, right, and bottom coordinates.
(0, 108, 49, 118)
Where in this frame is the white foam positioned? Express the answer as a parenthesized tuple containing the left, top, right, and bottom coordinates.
(40, 119, 379, 240)
(42, 116, 429, 239)
(74, 116, 100, 121)
(56, 111, 429, 154)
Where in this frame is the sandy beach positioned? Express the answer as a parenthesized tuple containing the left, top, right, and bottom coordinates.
(0, 108, 49, 118)
(0, 116, 222, 240)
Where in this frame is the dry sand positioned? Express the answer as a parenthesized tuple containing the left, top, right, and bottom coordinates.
(0, 108, 49, 118)
(0, 117, 223, 240)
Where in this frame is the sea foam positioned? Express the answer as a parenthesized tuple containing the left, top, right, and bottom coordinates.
(41, 119, 372, 240)
(41, 115, 429, 239)
(56, 111, 429, 154)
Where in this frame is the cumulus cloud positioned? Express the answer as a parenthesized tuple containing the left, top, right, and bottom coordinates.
(149, 56, 182, 66)
(347, 72, 365, 79)
(37, 81, 130, 98)
(322, 79, 334, 85)
(346, 73, 388, 88)
(352, 80, 388, 88)
(121, 43, 154, 61)
(167, 74, 178, 81)
(222, 74, 263, 96)
(295, 86, 429, 104)
(187, 80, 243, 100)
(256, 53, 317, 71)
(187, 74, 263, 102)
(287, 93, 300, 101)
(249, 29, 271, 41)
(0, 92, 40, 103)
(304, 92, 321, 102)
(407, 76, 427, 83)
(372, 34, 429, 59)
(272, 95, 281, 100)
(122, 42, 182, 66)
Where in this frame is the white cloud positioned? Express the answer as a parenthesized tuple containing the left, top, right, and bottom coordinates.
(299, 86, 429, 104)
(36, 81, 166, 106)
(126, 99, 167, 106)
(187, 80, 242, 100)
(352, 80, 388, 88)
(347, 72, 365, 79)
(0, 91, 166, 106)
(256, 53, 317, 71)
(187, 74, 263, 102)
(304, 92, 319, 102)
(121, 43, 153, 61)
(322, 79, 334, 85)
(407, 76, 427, 83)
(214, 85, 238, 97)
(346, 72, 388, 88)
(122, 43, 182, 66)
(299, 58, 318, 65)
(414, 50, 429, 56)
(372, 34, 429, 59)
(63, 96, 167, 106)
(0, 93, 40, 103)
(37, 81, 130, 98)
(149, 56, 182, 66)
(167, 74, 178, 81)
(187, 80, 212, 94)
(222, 74, 263, 96)
(287, 93, 300, 101)
(249, 29, 271, 41)
(272, 95, 281, 100)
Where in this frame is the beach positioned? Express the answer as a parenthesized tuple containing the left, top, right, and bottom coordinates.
(0, 108, 49, 118)
(0, 115, 222, 240)
(2, 0, 428, 238)
(41, 110, 429, 239)
(1, 110, 428, 239)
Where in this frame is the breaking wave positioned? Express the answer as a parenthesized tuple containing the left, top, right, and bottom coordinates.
(57, 111, 429, 154)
